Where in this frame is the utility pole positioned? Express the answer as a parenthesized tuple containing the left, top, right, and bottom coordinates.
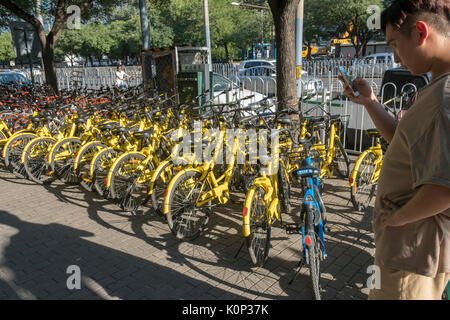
(138, 0, 151, 51)
(295, 0, 304, 99)
(203, 0, 212, 71)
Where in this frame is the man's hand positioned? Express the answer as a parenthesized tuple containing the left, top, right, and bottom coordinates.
(379, 197, 406, 229)
(338, 75, 379, 106)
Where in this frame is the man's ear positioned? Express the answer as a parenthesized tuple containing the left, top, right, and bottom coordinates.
(415, 21, 429, 45)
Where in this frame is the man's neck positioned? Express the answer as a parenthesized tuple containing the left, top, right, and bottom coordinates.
(429, 44, 450, 83)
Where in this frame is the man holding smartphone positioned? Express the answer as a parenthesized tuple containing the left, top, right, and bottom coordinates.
(339, 0, 450, 299)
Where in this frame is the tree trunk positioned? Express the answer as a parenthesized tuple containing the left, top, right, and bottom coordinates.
(268, 0, 300, 111)
(224, 42, 230, 63)
(42, 42, 58, 92)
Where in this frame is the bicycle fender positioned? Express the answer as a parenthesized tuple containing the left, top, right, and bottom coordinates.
(349, 150, 370, 186)
(106, 151, 146, 188)
(163, 167, 202, 215)
(2, 132, 36, 158)
(21, 137, 56, 164)
(48, 137, 81, 167)
(242, 186, 257, 237)
(89, 147, 115, 178)
(73, 141, 104, 171)
(147, 160, 173, 196)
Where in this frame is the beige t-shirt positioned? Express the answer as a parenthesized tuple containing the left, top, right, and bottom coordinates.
(374, 72, 450, 278)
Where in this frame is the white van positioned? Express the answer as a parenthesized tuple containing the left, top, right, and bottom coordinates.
(361, 53, 400, 68)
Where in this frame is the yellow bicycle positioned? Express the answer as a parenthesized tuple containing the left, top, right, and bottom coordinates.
(349, 129, 383, 211)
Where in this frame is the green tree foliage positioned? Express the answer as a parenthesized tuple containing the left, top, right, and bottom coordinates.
(54, 28, 84, 66)
(311, 0, 385, 57)
(0, 32, 15, 62)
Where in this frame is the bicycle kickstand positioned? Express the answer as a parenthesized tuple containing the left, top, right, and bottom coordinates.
(288, 258, 304, 285)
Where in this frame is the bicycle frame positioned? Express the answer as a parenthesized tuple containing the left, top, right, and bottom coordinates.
(297, 156, 326, 263)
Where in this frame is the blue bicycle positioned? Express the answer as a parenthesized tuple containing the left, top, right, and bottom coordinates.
(286, 137, 327, 300)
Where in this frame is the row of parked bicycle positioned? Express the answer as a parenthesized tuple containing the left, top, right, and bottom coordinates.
(0, 84, 384, 299)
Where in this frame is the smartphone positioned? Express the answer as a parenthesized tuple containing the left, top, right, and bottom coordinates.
(338, 66, 359, 97)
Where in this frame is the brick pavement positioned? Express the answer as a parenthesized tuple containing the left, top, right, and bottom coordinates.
(0, 162, 375, 300)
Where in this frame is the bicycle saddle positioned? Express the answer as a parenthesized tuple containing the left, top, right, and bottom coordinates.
(30, 116, 42, 123)
(133, 129, 153, 139)
(365, 128, 380, 137)
(75, 115, 89, 124)
(293, 166, 320, 179)
(112, 126, 129, 134)
(98, 122, 119, 130)
(277, 115, 291, 125)
(312, 121, 326, 129)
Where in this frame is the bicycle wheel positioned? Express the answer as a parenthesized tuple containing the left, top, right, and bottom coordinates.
(51, 138, 82, 184)
(75, 142, 107, 192)
(4, 133, 36, 178)
(333, 138, 350, 178)
(109, 153, 153, 212)
(92, 148, 121, 198)
(23, 137, 56, 184)
(0, 131, 7, 155)
(305, 209, 322, 300)
(165, 170, 211, 241)
(278, 163, 291, 214)
(313, 183, 326, 224)
(150, 161, 174, 217)
(350, 152, 377, 212)
(245, 186, 271, 267)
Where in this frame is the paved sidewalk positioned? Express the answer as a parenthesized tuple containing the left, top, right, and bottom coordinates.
(0, 164, 375, 300)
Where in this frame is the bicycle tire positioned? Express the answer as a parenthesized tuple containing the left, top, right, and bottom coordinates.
(333, 138, 350, 178)
(305, 209, 321, 300)
(150, 161, 174, 217)
(165, 170, 211, 241)
(245, 186, 271, 267)
(4, 133, 36, 178)
(278, 163, 291, 214)
(75, 142, 107, 192)
(23, 137, 56, 184)
(0, 131, 7, 155)
(92, 148, 121, 198)
(350, 152, 377, 212)
(50, 137, 82, 184)
(313, 183, 326, 224)
(109, 153, 153, 212)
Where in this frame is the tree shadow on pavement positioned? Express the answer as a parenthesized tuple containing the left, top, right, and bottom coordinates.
(0, 210, 246, 300)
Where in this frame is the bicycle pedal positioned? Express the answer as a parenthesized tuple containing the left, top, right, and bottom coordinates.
(285, 223, 301, 234)
(326, 227, 340, 232)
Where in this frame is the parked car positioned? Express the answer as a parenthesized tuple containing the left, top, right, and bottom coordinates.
(212, 73, 273, 112)
(231, 65, 321, 98)
(236, 59, 276, 73)
(360, 53, 400, 69)
(231, 66, 277, 82)
(0, 72, 32, 86)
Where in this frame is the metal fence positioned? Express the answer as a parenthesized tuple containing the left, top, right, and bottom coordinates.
(212, 60, 417, 154)
(26, 61, 417, 153)
(31, 66, 143, 90)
